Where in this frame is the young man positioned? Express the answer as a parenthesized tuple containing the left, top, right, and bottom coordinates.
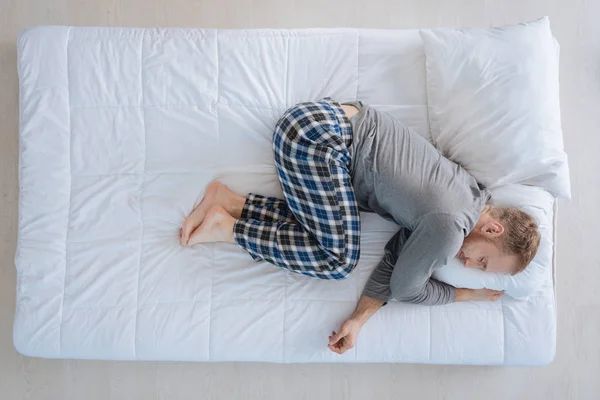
(179, 98, 541, 355)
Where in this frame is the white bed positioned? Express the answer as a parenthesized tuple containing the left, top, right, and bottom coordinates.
(15, 25, 559, 364)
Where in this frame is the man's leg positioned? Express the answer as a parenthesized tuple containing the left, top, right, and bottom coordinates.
(187, 99, 361, 280)
(232, 100, 361, 279)
(241, 193, 298, 224)
(180, 182, 296, 246)
(186, 205, 237, 244)
(191, 187, 359, 279)
(180, 182, 244, 246)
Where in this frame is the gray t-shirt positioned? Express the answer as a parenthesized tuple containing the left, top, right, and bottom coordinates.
(346, 102, 490, 306)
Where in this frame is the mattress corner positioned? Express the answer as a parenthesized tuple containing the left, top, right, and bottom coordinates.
(18, 26, 50, 43)
(12, 317, 33, 358)
(534, 342, 557, 367)
(17, 26, 71, 49)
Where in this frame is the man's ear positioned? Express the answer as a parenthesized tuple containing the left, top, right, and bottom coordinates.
(481, 221, 504, 237)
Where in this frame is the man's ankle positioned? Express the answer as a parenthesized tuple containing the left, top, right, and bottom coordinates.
(228, 195, 245, 219)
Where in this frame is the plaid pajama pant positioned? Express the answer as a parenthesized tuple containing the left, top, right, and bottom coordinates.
(232, 98, 361, 280)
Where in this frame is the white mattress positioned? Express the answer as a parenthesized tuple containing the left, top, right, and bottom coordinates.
(14, 26, 557, 365)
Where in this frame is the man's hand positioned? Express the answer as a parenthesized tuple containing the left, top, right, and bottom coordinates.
(328, 318, 363, 355)
(472, 288, 504, 301)
(455, 288, 504, 302)
(328, 295, 384, 355)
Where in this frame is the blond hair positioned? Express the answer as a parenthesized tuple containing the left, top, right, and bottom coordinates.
(488, 206, 541, 274)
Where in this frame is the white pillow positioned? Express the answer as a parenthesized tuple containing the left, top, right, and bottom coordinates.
(431, 185, 555, 299)
(420, 17, 571, 199)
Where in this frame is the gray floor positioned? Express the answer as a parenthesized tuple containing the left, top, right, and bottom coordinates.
(1, 1, 598, 399)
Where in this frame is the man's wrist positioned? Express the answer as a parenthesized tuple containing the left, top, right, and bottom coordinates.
(454, 288, 473, 302)
(350, 310, 370, 325)
(350, 295, 385, 324)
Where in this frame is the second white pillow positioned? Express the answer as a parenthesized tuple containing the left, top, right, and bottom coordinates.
(420, 17, 570, 199)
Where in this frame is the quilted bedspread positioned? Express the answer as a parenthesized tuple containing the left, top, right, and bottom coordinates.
(14, 26, 556, 364)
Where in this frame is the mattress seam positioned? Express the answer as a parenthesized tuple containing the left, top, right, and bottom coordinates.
(501, 297, 506, 364)
(58, 26, 73, 358)
(208, 243, 215, 361)
(65, 171, 280, 179)
(207, 30, 220, 362)
(65, 103, 427, 110)
(421, 35, 439, 146)
(552, 199, 558, 308)
(69, 30, 351, 40)
(551, 198, 558, 359)
(132, 35, 147, 360)
(61, 299, 214, 311)
(428, 306, 432, 362)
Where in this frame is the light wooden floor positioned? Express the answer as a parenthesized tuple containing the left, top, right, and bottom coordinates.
(1, 1, 598, 399)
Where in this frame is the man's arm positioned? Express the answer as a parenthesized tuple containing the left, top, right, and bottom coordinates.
(387, 214, 463, 305)
(362, 216, 505, 306)
(455, 288, 504, 301)
(348, 295, 384, 324)
(361, 228, 411, 302)
(362, 222, 457, 305)
(328, 289, 503, 354)
(455, 288, 472, 302)
(328, 295, 384, 354)
(328, 216, 504, 354)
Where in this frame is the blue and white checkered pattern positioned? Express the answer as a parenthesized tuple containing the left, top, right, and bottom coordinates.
(233, 98, 361, 280)
(242, 193, 298, 224)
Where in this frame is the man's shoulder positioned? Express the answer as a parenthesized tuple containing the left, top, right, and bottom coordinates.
(418, 213, 466, 249)
(420, 212, 465, 229)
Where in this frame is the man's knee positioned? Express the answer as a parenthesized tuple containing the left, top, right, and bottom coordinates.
(329, 254, 359, 280)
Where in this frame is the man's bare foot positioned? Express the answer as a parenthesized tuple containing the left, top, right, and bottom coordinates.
(187, 205, 236, 246)
(180, 182, 245, 246)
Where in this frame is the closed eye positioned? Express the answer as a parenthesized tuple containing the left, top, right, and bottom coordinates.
(479, 258, 487, 270)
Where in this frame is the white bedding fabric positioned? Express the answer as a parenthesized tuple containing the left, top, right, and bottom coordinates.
(421, 17, 570, 199)
(15, 26, 557, 364)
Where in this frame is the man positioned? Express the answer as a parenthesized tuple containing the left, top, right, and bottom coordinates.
(179, 98, 541, 355)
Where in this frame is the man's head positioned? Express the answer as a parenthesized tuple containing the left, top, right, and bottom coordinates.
(456, 206, 541, 275)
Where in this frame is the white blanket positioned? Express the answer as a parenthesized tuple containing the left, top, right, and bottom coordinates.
(15, 26, 556, 364)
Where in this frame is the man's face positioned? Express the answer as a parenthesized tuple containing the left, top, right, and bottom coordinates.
(456, 234, 520, 274)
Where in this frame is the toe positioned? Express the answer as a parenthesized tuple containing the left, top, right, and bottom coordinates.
(180, 219, 194, 245)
